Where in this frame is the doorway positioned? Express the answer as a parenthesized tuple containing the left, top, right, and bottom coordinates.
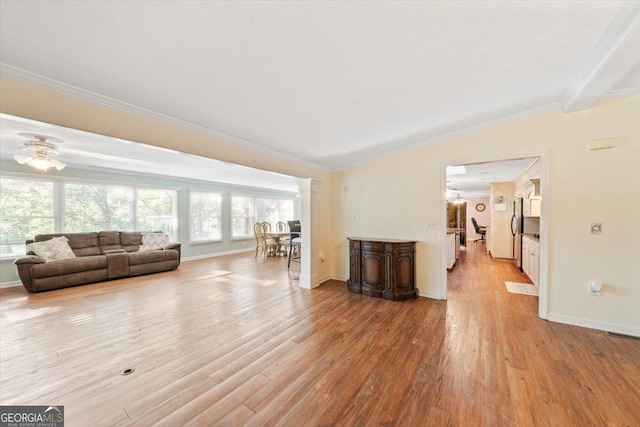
(442, 154, 548, 319)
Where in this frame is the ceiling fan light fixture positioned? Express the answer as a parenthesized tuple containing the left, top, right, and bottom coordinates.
(13, 135, 66, 171)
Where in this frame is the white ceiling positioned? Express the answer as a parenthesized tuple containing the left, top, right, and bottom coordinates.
(0, 114, 300, 193)
(447, 158, 538, 198)
(1, 1, 639, 173)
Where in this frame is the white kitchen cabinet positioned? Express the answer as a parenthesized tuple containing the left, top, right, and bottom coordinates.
(522, 236, 539, 288)
(529, 239, 539, 288)
(522, 237, 530, 275)
(528, 197, 541, 217)
(447, 232, 456, 269)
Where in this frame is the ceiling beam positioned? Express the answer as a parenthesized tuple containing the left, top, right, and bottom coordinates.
(560, 1, 640, 113)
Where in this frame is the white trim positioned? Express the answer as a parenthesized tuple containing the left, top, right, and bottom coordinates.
(332, 274, 349, 282)
(602, 87, 640, 100)
(299, 273, 320, 289)
(181, 247, 254, 262)
(440, 151, 550, 320)
(188, 239, 223, 245)
(333, 103, 560, 171)
(317, 274, 331, 285)
(0, 281, 22, 289)
(0, 63, 331, 174)
(560, 2, 640, 112)
(419, 291, 444, 300)
(547, 313, 640, 338)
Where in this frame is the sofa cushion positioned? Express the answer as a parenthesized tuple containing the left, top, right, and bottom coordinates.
(120, 232, 142, 253)
(128, 249, 177, 266)
(98, 231, 123, 253)
(31, 255, 108, 278)
(26, 236, 76, 262)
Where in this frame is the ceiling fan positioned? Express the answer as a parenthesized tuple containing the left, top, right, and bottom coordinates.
(14, 135, 66, 171)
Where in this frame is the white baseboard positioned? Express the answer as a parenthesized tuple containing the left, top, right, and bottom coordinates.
(182, 247, 255, 262)
(419, 290, 444, 300)
(331, 275, 348, 282)
(0, 281, 22, 289)
(547, 313, 640, 338)
(317, 275, 331, 285)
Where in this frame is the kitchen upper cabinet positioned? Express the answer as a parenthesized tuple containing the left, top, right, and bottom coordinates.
(525, 179, 541, 217)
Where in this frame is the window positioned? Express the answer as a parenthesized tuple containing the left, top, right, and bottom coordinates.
(65, 183, 134, 232)
(231, 196, 255, 238)
(0, 177, 55, 257)
(231, 195, 295, 238)
(256, 198, 294, 227)
(137, 188, 177, 237)
(190, 191, 222, 243)
(0, 174, 178, 257)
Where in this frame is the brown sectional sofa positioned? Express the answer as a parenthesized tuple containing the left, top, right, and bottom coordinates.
(14, 231, 181, 293)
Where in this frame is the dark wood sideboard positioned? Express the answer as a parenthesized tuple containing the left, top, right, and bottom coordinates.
(347, 237, 417, 301)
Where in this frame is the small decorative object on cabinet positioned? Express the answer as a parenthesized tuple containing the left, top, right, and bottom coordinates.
(347, 237, 417, 301)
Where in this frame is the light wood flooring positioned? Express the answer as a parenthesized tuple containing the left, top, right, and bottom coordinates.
(1, 245, 639, 426)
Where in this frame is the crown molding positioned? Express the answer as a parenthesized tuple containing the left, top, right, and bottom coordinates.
(560, 1, 640, 113)
(332, 102, 560, 172)
(602, 87, 640, 100)
(0, 63, 331, 174)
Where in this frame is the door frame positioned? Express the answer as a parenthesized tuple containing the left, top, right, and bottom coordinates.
(440, 151, 549, 320)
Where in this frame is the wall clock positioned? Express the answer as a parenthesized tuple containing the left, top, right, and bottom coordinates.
(475, 203, 486, 212)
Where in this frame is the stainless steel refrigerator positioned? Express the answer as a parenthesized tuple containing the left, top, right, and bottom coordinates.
(511, 198, 524, 270)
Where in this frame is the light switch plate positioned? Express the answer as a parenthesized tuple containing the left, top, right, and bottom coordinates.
(590, 223, 602, 235)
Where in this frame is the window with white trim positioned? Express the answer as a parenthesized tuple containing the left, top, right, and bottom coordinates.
(231, 195, 295, 238)
(231, 195, 255, 238)
(0, 177, 55, 257)
(137, 188, 177, 237)
(64, 183, 134, 232)
(0, 175, 178, 257)
(190, 191, 222, 243)
(256, 198, 294, 228)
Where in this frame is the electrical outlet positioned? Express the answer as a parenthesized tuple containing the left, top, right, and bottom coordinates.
(426, 222, 439, 230)
(590, 223, 602, 235)
(589, 281, 602, 297)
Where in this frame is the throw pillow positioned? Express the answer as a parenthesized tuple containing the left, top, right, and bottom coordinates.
(26, 236, 76, 262)
(139, 232, 170, 251)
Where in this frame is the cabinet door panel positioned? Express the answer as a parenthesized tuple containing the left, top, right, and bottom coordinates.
(361, 251, 385, 297)
(396, 255, 413, 289)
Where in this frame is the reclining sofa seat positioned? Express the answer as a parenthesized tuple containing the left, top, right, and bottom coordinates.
(14, 231, 181, 293)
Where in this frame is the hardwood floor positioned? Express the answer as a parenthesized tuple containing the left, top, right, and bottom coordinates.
(1, 245, 639, 426)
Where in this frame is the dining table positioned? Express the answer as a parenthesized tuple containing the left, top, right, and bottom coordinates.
(265, 231, 290, 256)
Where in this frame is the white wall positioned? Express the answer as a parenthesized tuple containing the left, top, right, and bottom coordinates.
(0, 78, 334, 288)
(332, 97, 640, 336)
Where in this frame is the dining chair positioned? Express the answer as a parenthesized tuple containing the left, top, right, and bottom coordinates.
(254, 222, 277, 257)
(287, 220, 301, 268)
(276, 221, 290, 255)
